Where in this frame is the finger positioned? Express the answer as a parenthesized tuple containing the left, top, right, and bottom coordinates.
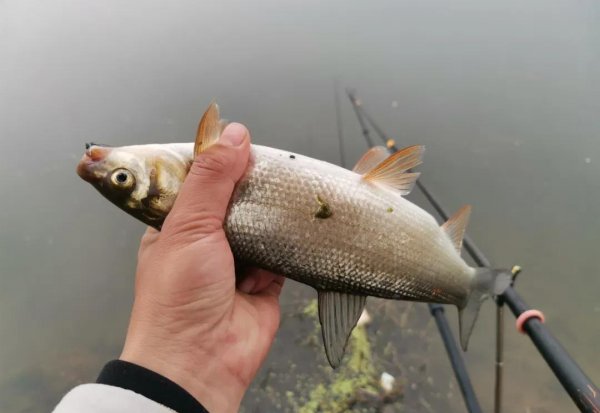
(255, 275, 285, 298)
(143, 226, 160, 239)
(162, 123, 251, 242)
(237, 268, 273, 293)
(138, 226, 160, 258)
(238, 268, 285, 297)
(244, 274, 284, 337)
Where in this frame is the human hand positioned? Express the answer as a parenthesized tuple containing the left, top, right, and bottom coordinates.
(120, 123, 285, 413)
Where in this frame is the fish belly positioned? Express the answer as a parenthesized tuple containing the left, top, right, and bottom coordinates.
(225, 145, 474, 306)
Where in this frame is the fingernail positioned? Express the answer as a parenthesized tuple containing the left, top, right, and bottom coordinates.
(238, 276, 256, 294)
(220, 123, 247, 147)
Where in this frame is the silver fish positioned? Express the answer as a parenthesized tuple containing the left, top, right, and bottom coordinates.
(77, 103, 510, 368)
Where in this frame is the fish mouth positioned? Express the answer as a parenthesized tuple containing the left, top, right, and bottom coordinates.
(76, 156, 96, 182)
(76, 144, 111, 182)
(85, 142, 111, 150)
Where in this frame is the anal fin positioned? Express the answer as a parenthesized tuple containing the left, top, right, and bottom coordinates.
(317, 291, 367, 368)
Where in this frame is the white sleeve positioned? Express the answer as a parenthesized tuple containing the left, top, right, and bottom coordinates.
(53, 383, 175, 413)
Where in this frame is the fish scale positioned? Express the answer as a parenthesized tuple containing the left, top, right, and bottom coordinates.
(225, 145, 472, 304)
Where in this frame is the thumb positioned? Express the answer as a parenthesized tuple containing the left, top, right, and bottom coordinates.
(162, 123, 251, 242)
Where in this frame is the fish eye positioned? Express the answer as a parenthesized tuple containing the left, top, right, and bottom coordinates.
(110, 168, 135, 189)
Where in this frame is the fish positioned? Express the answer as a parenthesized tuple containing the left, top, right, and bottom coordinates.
(76, 103, 511, 368)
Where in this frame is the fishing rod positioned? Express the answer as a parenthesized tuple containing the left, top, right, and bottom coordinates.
(334, 79, 347, 168)
(346, 90, 483, 413)
(346, 89, 600, 413)
(346, 88, 499, 413)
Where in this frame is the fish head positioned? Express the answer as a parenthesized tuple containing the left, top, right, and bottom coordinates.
(76, 142, 190, 229)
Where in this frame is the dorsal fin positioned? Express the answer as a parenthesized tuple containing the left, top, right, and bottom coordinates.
(441, 205, 472, 254)
(352, 146, 390, 174)
(194, 102, 222, 157)
(219, 118, 229, 135)
(362, 145, 425, 195)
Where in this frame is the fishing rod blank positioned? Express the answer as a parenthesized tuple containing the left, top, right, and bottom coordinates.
(348, 90, 600, 413)
(504, 287, 600, 413)
(334, 80, 346, 168)
(346, 90, 376, 149)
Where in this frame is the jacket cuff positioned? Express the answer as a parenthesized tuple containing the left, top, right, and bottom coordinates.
(53, 383, 176, 413)
(97, 360, 209, 413)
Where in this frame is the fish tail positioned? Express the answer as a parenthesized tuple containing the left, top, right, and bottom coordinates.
(458, 268, 512, 350)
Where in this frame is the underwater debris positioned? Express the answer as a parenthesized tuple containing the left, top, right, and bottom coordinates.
(357, 309, 372, 327)
(380, 372, 396, 395)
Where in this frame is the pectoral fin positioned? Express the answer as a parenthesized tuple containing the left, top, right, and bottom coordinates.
(317, 290, 367, 368)
(194, 102, 222, 157)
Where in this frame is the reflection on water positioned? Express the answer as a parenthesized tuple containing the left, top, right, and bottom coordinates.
(1, 0, 599, 411)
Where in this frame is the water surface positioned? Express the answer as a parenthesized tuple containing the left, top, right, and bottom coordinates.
(1, 1, 599, 411)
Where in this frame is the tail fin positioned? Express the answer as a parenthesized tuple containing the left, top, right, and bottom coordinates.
(459, 268, 512, 350)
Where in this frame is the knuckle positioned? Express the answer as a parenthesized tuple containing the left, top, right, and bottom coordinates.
(162, 211, 224, 243)
(190, 147, 233, 178)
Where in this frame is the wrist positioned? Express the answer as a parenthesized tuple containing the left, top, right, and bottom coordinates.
(120, 328, 247, 413)
(97, 360, 209, 413)
(120, 346, 246, 413)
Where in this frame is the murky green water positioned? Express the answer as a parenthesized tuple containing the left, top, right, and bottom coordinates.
(1, 1, 599, 411)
